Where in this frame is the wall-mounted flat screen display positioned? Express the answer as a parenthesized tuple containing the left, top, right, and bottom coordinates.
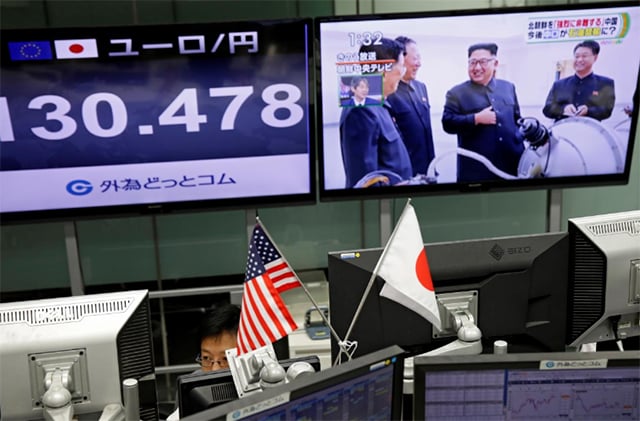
(316, 2, 639, 200)
(0, 18, 315, 222)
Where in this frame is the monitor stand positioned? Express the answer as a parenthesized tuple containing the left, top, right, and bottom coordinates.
(41, 367, 140, 421)
(42, 368, 74, 421)
(420, 310, 482, 357)
(403, 297, 483, 396)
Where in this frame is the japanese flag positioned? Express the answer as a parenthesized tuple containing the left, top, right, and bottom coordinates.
(54, 39, 98, 59)
(377, 202, 442, 330)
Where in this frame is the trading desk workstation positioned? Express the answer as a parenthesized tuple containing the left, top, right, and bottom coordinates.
(1, 210, 639, 420)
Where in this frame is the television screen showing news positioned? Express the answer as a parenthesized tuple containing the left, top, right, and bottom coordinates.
(0, 18, 315, 222)
(316, 2, 640, 199)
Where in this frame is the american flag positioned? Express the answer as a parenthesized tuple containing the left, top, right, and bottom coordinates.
(236, 224, 298, 355)
(252, 223, 302, 293)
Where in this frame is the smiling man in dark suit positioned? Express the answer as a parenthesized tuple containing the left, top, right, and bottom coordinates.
(386, 36, 436, 177)
(543, 40, 615, 122)
(442, 42, 524, 182)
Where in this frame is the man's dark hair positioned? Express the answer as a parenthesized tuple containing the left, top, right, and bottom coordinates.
(574, 40, 600, 55)
(350, 76, 369, 89)
(198, 303, 240, 344)
(468, 42, 498, 57)
(359, 37, 404, 62)
(395, 35, 416, 54)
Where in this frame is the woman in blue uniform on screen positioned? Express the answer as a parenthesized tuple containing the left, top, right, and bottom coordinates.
(339, 38, 413, 188)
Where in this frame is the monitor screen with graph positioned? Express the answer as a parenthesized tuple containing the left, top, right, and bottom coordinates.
(413, 350, 640, 420)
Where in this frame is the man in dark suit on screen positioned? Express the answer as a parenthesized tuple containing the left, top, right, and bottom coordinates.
(543, 40, 615, 122)
(386, 36, 436, 177)
(341, 76, 381, 107)
(442, 42, 524, 182)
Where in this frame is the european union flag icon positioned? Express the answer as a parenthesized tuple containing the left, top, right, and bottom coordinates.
(8, 41, 53, 61)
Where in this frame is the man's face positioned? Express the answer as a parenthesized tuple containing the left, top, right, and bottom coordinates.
(467, 49, 497, 86)
(403, 42, 421, 82)
(352, 80, 369, 101)
(573, 46, 597, 75)
(200, 330, 237, 372)
(384, 53, 406, 96)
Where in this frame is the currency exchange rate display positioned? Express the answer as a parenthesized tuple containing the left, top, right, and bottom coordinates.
(0, 19, 315, 222)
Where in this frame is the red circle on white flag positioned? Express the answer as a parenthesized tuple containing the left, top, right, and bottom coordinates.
(69, 44, 84, 54)
(415, 248, 434, 291)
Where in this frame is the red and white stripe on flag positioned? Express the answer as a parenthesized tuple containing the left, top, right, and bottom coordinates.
(266, 260, 300, 293)
(236, 273, 298, 355)
(252, 222, 302, 294)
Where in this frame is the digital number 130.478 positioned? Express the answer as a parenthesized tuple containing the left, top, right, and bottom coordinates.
(0, 83, 303, 142)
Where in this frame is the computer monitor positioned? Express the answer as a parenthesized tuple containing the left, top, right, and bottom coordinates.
(177, 355, 321, 418)
(413, 350, 640, 420)
(0, 290, 158, 420)
(0, 18, 315, 223)
(566, 209, 640, 348)
(315, 1, 640, 200)
(328, 232, 570, 361)
(180, 345, 405, 420)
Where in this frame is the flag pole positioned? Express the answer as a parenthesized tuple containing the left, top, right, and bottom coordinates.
(256, 216, 348, 360)
(335, 198, 413, 365)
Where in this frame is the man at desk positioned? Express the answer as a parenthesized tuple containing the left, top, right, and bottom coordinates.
(167, 304, 240, 420)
